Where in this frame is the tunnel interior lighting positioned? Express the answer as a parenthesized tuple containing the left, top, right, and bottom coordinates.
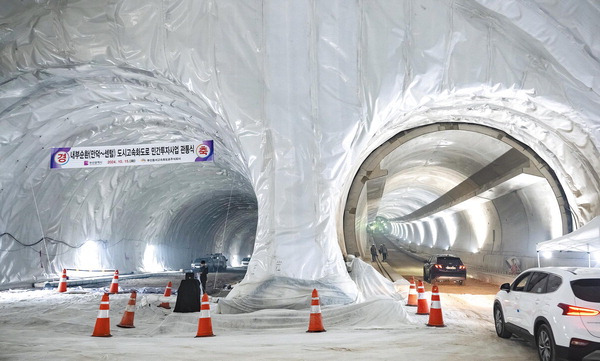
(415, 222, 424, 244)
(230, 255, 240, 267)
(143, 245, 163, 272)
(466, 206, 489, 249)
(429, 218, 438, 246)
(78, 240, 101, 270)
(542, 251, 552, 259)
(442, 213, 458, 247)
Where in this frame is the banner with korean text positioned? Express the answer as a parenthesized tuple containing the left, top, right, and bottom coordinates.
(50, 141, 213, 169)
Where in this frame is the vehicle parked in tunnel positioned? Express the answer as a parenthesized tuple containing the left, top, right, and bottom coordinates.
(191, 253, 228, 272)
(423, 254, 466, 285)
(494, 267, 600, 361)
(241, 257, 251, 267)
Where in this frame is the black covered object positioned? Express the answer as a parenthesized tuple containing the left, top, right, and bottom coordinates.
(173, 278, 201, 312)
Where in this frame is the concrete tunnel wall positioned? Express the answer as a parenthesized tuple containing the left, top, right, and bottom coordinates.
(386, 182, 586, 273)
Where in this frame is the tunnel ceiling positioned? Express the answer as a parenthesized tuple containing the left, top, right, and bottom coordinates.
(377, 130, 515, 220)
(371, 127, 563, 224)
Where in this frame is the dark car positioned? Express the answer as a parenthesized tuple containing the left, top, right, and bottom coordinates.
(423, 254, 467, 285)
(191, 253, 228, 272)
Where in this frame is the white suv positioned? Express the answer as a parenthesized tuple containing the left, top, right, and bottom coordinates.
(494, 267, 600, 361)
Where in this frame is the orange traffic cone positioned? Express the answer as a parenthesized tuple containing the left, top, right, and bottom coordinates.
(406, 277, 417, 307)
(416, 280, 430, 315)
(426, 285, 446, 327)
(157, 281, 172, 309)
(195, 293, 214, 337)
(307, 289, 326, 333)
(57, 269, 68, 293)
(92, 293, 112, 337)
(109, 270, 119, 294)
(117, 291, 137, 328)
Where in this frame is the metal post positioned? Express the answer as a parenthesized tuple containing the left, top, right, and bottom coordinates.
(588, 245, 591, 268)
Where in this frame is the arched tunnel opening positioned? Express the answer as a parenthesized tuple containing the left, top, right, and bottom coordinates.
(343, 122, 583, 274)
(0, 66, 260, 284)
(161, 186, 258, 270)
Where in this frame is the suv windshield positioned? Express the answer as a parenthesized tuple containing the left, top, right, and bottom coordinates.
(571, 279, 600, 302)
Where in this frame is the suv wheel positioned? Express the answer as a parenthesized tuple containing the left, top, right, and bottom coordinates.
(536, 324, 556, 361)
(493, 304, 512, 339)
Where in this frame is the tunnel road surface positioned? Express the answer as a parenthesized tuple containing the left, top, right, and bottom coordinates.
(370, 235, 537, 359)
(372, 234, 503, 295)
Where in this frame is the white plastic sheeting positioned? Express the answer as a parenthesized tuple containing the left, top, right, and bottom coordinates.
(537, 216, 600, 254)
(1, 1, 600, 311)
(220, 256, 407, 312)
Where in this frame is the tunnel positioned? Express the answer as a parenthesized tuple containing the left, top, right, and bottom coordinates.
(342, 122, 587, 273)
(0, 65, 258, 285)
(1, 1, 600, 311)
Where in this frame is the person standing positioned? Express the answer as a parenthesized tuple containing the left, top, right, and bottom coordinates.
(379, 244, 388, 261)
(370, 244, 378, 262)
(199, 260, 208, 294)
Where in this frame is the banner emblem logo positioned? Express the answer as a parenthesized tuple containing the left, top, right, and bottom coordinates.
(54, 151, 70, 166)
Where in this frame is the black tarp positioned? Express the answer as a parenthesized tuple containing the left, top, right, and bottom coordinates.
(173, 273, 201, 312)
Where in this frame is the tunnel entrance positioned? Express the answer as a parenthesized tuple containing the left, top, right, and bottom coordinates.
(162, 171, 258, 270)
(343, 123, 572, 273)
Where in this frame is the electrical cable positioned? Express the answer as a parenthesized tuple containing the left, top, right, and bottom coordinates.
(0, 232, 83, 249)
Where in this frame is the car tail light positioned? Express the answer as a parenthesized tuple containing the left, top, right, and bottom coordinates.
(459, 265, 466, 270)
(557, 303, 600, 316)
(570, 338, 590, 347)
(434, 264, 443, 269)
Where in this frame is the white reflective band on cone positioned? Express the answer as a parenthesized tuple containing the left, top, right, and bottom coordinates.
(431, 300, 441, 309)
(101, 301, 109, 305)
(97, 309, 109, 318)
(125, 304, 135, 312)
(200, 309, 210, 318)
(311, 305, 321, 313)
(418, 293, 425, 299)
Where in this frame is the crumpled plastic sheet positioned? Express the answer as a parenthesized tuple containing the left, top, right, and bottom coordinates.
(218, 273, 358, 314)
(347, 257, 408, 303)
(219, 257, 405, 313)
(214, 297, 414, 330)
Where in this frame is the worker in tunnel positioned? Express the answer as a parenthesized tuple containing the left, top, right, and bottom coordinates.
(370, 244, 378, 262)
(199, 260, 208, 294)
(379, 244, 388, 261)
